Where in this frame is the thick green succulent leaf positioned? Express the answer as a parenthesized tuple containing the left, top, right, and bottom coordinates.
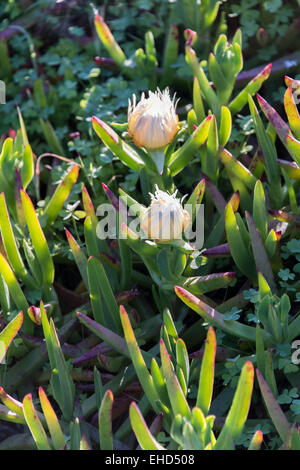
(0, 193, 35, 288)
(284, 86, 300, 140)
(229, 64, 271, 115)
(129, 402, 165, 450)
(248, 95, 281, 200)
(248, 430, 263, 450)
(23, 393, 51, 450)
(181, 272, 235, 295)
(0, 386, 24, 418)
(49, 318, 75, 422)
(38, 387, 66, 450)
(193, 76, 205, 124)
(94, 14, 127, 67)
(4, 317, 77, 394)
(176, 338, 189, 386)
(0, 404, 26, 424)
(21, 190, 54, 287)
(65, 229, 88, 287)
(286, 133, 300, 166)
(39, 119, 65, 156)
(120, 305, 160, 413)
(160, 338, 191, 419)
(185, 178, 205, 224)
(99, 390, 114, 450)
(168, 115, 212, 175)
(197, 326, 216, 416)
(87, 256, 121, 332)
(256, 369, 291, 443)
(215, 361, 254, 448)
(225, 202, 256, 282)
(0, 312, 23, 363)
(219, 106, 232, 146)
(174, 286, 273, 344)
(256, 93, 300, 167)
(0, 253, 30, 333)
(77, 311, 129, 358)
(43, 164, 79, 229)
(160, 24, 179, 88)
(253, 180, 268, 242)
(245, 211, 276, 292)
(219, 148, 257, 191)
(185, 44, 220, 119)
(92, 116, 147, 172)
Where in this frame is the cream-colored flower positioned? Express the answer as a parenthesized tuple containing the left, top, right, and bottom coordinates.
(140, 185, 190, 242)
(128, 88, 179, 150)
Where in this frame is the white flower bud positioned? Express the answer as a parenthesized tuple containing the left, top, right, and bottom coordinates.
(140, 185, 190, 242)
(128, 88, 179, 150)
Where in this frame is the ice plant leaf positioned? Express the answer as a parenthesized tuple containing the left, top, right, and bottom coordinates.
(248, 95, 281, 201)
(0, 193, 35, 287)
(4, 317, 77, 394)
(38, 387, 66, 450)
(219, 147, 257, 191)
(286, 133, 300, 166)
(245, 211, 276, 292)
(94, 14, 127, 68)
(39, 119, 65, 156)
(0, 312, 23, 363)
(0, 252, 30, 333)
(82, 186, 97, 223)
(99, 389, 114, 450)
(20, 190, 54, 287)
(215, 361, 254, 448)
(256, 369, 291, 443)
(120, 305, 160, 413)
(256, 93, 300, 166)
(76, 311, 129, 358)
(197, 326, 216, 416)
(23, 393, 51, 450)
(16, 106, 29, 147)
(225, 202, 256, 282)
(169, 115, 212, 175)
(160, 24, 179, 88)
(174, 286, 273, 344)
(185, 178, 205, 222)
(43, 164, 79, 229)
(284, 86, 300, 140)
(248, 430, 263, 450)
(229, 64, 271, 115)
(219, 106, 232, 146)
(257, 93, 289, 143)
(185, 44, 220, 119)
(253, 180, 268, 242)
(65, 229, 88, 288)
(0, 387, 24, 419)
(20, 144, 34, 190)
(176, 338, 189, 386)
(160, 338, 191, 418)
(193, 76, 205, 124)
(92, 116, 147, 172)
(87, 256, 121, 332)
(48, 318, 75, 422)
(129, 402, 165, 450)
(181, 272, 235, 295)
